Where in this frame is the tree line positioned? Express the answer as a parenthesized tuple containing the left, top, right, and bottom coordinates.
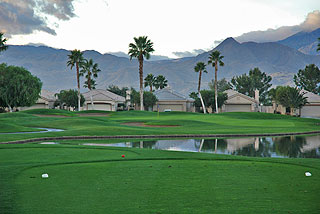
(1, 31, 320, 114)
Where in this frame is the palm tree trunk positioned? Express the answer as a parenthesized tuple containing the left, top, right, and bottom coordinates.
(139, 56, 144, 111)
(214, 62, 218, 113)
(198, 71, 206, 114)
(76, 62, 81, 111)
(150, 85, 152, 92)
(199, 92, 206, 114)
(198, 139, 204, 152)
(88, 75, 94, 110)
(8, 104, 12, 113)
(90, 93, 94, 110)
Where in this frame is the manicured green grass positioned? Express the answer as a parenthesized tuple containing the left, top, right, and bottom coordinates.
(0, 110, 319, 143)
(1, 110, 319, 213)
(0, 142, 319, 213)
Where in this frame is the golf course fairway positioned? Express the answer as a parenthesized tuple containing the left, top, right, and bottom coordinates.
(0, 110, 319, 213)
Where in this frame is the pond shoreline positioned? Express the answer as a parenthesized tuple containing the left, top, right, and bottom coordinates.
(2, 130, 320, 144)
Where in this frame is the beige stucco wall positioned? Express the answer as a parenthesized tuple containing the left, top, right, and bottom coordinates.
(300, 104, 320, 117)
(153, 100, 194, 112)
(154, 100, 186, 112)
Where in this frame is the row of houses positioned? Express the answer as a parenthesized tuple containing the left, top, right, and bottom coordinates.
(20, 87, 320, 118)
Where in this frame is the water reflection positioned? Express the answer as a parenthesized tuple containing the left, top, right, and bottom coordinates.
(82, 135, 320, 158)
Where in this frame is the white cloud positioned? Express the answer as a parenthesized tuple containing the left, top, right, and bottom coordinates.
(236, 10, 320, 43)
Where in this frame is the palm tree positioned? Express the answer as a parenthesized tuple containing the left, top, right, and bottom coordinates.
(0, 32, 8, 54)
(80, 58, 100, 109)
(194, 62, 207, 114)
(154, 75, 168, 90)
(144, 73, 156, 92)
(208, 50, 224, 113)
(288, 88, 308, 116)
(67, 49, 85, 111)
(128, 36, 154, 110)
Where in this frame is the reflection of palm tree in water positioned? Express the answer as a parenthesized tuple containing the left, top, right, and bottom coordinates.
(273, 136, 306, 158)
(195, 139, 228, 152)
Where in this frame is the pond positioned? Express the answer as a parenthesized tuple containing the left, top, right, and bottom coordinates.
(82, 135, 320, 158)
(0, 128, 64, 134)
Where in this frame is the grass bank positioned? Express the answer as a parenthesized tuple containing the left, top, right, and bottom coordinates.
(0, 142, 319, 213)
(0, 109, 320, 143)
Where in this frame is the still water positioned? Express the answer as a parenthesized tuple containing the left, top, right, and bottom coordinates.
(83, 135, 320, 158)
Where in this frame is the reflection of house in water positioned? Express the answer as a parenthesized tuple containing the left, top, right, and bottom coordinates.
(153, 139, 199, 151)
(300, 135, 320, 153)
(225, 138, 259, 152)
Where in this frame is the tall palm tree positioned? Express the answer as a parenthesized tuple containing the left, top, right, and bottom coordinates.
(194, 62, 207, 114)
(128, 36, 154, 110)
(81, 59, 100, 90)
(67, 49, 85, 111)
(154, 75, 168, 90)
(144, 73, 156, 92)
(81, 58, 100, 109)
(208, 50, 224, 113)
(0, 32, 8, 54)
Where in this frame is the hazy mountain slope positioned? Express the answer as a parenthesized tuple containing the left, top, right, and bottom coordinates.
(277, 28, 320, 55)
(1, 38, 320, 96)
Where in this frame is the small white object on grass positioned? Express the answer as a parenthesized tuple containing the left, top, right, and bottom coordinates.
(42, 173, 49, 178)
(305, 172, 312, 177)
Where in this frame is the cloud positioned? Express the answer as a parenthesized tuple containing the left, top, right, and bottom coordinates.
(236, 10, 320, 43)
(26, 42, 47, 47)
(172, 49, 205, 58)
(0, 0, 76, 37)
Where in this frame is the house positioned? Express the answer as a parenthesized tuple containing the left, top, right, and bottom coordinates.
(19, 89, 56, 111)
(153, 87, 194, 112)
(221, 89, 259, 112)
(82, 89, 125, 111)
(273, 90, 320, 117)
(298, 90, 320, 117)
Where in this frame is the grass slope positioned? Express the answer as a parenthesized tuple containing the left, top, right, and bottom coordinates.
(0, 110, 320, 142)
(0, 142, 319, 214)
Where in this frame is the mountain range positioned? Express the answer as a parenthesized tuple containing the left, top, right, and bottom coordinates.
(277, 28, 320, 55)
(0, 29, 320, 96)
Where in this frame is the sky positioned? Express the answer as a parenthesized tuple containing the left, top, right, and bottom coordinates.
(1, 0, 320, 58)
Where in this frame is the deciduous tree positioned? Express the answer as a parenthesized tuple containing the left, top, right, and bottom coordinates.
(294, 64, 320, 94)
(55, 89, 85, 109)
(131, 88, 157, 110)
(190, 89, 227, 113)
(230, 68, 272, 104)
(0, 64, 42, 112)
(107, 85, 129, 97)
(209, 78, 232, 92)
